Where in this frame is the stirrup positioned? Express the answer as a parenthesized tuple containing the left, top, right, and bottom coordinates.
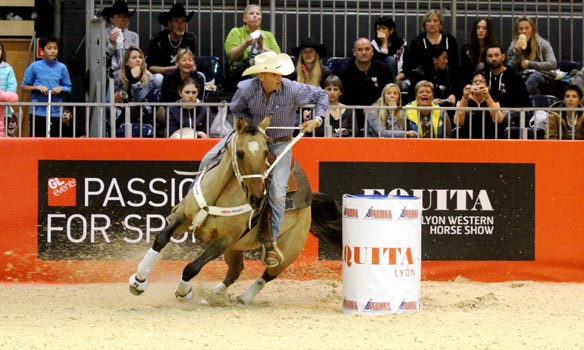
(261, 242, 284, 268)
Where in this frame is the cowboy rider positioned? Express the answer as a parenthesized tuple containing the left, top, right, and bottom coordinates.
(198, 52, 328, 267)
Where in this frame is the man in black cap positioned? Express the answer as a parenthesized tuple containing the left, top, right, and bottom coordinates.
(100, 0, 139, 73)
(147, 3, 198, 88)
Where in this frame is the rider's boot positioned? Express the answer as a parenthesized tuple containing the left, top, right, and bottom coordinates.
(258, 204, 282, 268)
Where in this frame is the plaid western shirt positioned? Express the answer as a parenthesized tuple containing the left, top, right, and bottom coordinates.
(230, 77, 328, 139)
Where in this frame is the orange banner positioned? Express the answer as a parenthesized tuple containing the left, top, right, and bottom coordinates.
(1, 138, 583, 283)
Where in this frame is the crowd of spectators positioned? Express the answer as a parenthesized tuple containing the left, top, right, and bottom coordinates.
(2, 1, 584, 140)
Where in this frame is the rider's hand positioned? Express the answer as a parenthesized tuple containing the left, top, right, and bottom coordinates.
(301, 119, 320, 133)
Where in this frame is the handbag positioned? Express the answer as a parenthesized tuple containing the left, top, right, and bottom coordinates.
(529, 110, 548, 129)
(209, 101, 234, 138)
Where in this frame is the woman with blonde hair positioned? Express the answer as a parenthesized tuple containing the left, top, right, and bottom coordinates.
(290, 37, 331, 87)
(115, 47, 155, 130)
(366, 83, 417, 138)
(159, 48, 205, 104)
(404, 80, 451, 138)
(506, 16, 557, 95)
(117, 47, 153, 96)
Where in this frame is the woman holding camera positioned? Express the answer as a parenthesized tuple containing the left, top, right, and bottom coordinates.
(453, 71, 504, 139)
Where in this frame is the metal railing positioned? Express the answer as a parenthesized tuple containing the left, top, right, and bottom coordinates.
(3, 101, 583, 141)
(88, 0, 584, 62)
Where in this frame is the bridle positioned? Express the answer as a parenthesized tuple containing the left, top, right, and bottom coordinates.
(230, 132, 269, 198)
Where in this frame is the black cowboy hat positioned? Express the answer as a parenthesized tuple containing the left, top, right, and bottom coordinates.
(100, 0, 136, 18)
(291, 37, 327, 58)
(158, 3, 195, 26)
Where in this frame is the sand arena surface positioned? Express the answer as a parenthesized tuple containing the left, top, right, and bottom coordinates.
(0, 278, 583, 350)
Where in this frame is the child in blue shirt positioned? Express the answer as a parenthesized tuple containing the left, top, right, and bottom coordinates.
(22, 36, 72, 137)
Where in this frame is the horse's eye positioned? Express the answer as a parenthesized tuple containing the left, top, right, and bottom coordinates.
(236, 150, 245, 159)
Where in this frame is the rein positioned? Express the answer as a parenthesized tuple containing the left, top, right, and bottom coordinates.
(265, 131, 305, 176)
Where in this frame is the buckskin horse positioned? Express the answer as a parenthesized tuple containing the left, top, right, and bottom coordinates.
(128, 115, 341, 304)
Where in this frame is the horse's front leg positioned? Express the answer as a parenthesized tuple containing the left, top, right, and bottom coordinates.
(129, 212, 184, 295)
(175, 237, 230, 301)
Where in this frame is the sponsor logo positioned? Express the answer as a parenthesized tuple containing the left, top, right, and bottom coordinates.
(342, 298, 358, 311)
(398, 300, 419, 311)
(38, 161, 200, 260)
(362, 299, 392, 312)
(364, 206, 393, 220)
(399, 207, 420, 220)
(220, 207, 245, 214)
(47, 177, 77, 207)
(344, 245, 414, 267)
(363, 188, 494, 211)
(320, 162, 535, 260)
(343, 206, 359, 218)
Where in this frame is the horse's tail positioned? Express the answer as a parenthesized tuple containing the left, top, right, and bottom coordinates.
(310, 192, 343, 258)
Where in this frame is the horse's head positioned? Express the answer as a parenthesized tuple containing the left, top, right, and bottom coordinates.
(231, 115, 272, 210)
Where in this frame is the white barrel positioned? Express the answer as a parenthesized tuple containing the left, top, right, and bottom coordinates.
(342, 194, 422, 315)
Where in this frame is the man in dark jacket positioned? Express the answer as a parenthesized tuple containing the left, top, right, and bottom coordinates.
(485, 44, 530, 109)
(339, 38, 394, 134)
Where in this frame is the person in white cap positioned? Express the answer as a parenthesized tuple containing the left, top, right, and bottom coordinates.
(199, 52, 328, 267)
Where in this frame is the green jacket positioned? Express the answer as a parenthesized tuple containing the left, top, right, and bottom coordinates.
(224, 26, 281, 68)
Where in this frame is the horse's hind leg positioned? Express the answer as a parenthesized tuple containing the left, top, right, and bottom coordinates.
(238, 208, 311, 305)
(175, 238, 229, 301)
(129, 212, 184, 296)
(212, 249, 244, 293)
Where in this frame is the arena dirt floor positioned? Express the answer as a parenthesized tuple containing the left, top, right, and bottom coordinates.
(1, 273, 583, 350)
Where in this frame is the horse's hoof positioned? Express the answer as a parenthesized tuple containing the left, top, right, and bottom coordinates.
(128, 273, 148, 296)
(175, 287, 194, 302)
(211, 282, 227, 294)
(175, 280, 194, 302)
(236, 296, 248, 305)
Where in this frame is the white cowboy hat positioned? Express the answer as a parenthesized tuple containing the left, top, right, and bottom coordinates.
(242, 52, 295, 76)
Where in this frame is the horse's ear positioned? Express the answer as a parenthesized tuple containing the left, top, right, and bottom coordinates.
(235, 117, 248, 133)
(259, 114, 272, 131)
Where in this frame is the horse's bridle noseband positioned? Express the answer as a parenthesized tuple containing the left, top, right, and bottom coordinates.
(230, 132, 269, 197)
